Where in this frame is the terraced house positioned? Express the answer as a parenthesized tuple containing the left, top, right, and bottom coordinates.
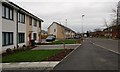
(0, 0, 44, 53)
(48, 22, 76, 39)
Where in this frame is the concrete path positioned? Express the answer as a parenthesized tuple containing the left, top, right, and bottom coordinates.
(2, 61, 59, 70)
(32, 44, 80, 50)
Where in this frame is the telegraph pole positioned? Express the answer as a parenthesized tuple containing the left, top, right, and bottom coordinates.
(82, 14, 85, 37)
(66, 19, 67, 27)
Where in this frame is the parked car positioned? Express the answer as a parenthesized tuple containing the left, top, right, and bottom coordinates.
(74, 36, 81, 39)
(46, 36, 56, 42)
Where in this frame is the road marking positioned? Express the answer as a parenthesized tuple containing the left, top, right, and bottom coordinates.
(90, 41, 120, 55)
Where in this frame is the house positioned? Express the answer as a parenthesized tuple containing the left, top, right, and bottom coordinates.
(0, 0, 43, 53)
(103, 25, 120, 39)
(90, 31, 104, 37)
(41, 30, 48, 39)
(41, 30, 48, 35)
(48, 22, 76, 39)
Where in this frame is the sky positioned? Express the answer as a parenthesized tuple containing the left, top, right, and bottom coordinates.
(9, 0, 120, 33)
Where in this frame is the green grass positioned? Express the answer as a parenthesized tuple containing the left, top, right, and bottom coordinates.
(52, 39, 77, 44)
(2, 49, 63, 63)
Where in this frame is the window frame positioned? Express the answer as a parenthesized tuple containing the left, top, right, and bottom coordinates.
(18, 33, 25, 43)
(29, 16, 32, 25)
(34, 19, 37, 27)
(2, 32, 13, 46)
(33, 33, 37, 40)
(2, 5, 13, 20)
(18, 12, 25, 24)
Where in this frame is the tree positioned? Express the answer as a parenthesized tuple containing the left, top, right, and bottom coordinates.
(103, 18, 111, 38)
(60, 28, 66, 50)
(110, 4, 118, 26)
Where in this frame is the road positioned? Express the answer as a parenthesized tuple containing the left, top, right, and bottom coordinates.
(53, 38, 119, 70)
(89, 38, 119, 54)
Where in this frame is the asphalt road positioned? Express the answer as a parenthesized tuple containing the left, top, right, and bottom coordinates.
(53, 39, 119, 70)
(88, 38, 119, 53)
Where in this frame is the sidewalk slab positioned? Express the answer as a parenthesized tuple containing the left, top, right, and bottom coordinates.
(2, 61, 60, 70)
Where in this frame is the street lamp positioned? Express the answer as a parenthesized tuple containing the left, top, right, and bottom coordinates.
(82, 14, 85, 37)
(117, 1, 120, 38)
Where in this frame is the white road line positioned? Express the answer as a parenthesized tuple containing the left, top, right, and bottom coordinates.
(90, 41, 120, 55)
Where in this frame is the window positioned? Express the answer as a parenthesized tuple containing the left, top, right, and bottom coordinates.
(34, 19, 37, 27)
(2, 32, 13, 46)
(6, 7, 9, 19)
(18, 13, 25, 23)
(2, 5, 13, 20)
(39, 21, 41, 28)
(10, 9, 13, 19)
(2, 6, 5, 17)
(54, 29, 56, 32)
(33, 33, 37, 40)
(18, 33, 25, 43)
(29, 17, 32, 25)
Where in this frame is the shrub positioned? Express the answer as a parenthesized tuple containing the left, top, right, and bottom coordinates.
(6, 48, 12, 54)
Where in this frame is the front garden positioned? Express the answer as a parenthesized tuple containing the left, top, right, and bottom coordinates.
(2, 49, 63, 63)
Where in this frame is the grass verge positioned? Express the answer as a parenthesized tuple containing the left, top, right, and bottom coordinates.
(2, 49, 63, 63)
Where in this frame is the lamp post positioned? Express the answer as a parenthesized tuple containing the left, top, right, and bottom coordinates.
(117, 1, 120, 38)
(82, 14, 85, 37)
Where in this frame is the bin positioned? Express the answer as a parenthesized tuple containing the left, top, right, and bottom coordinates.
(30, 40, 35, 46)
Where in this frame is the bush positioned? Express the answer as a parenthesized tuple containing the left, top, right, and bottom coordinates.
(3, 45, 32, 57)
(6, 48, 12, 54)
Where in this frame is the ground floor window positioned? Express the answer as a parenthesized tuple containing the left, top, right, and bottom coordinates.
(2, 32, 13, 46)
(18, 33, 25, 43)
(33, 33, 37, 40)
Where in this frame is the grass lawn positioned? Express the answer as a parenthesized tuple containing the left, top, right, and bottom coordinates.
(52, 39, 78, 44)
(2, 49, 63, 63)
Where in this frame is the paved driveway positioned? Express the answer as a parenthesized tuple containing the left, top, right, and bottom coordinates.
(32, 44, 80, 50)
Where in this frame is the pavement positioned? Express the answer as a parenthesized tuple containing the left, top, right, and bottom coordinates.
(53, 39, 119, 70)
(2, 61, 59, 71)
(32, 44, 80, 50)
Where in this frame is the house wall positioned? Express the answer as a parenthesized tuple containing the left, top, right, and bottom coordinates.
(49, 23, 57, 36)
(2, 9, 17, 51)
(57, 25, 64, 39)
(26, 15, 30, 45)
(0, 2, 2, 53)
(37, 21, 41, 43)
(18, 15, 26, 46)
(1, 1, 43, 53)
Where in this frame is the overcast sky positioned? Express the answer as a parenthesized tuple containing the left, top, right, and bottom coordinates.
(9, 0, 120, 33)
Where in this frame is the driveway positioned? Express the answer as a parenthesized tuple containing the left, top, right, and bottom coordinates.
(32, 44, 80, 50)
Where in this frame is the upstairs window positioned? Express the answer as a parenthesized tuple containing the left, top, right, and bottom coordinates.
(54, 29, 56, 32)
(34, 19, 37, 27)
(18, 13, 25, 24)
(39, 21, 41, 28)
(2, 5, 13, 20)
(29, 17, 32, 25)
